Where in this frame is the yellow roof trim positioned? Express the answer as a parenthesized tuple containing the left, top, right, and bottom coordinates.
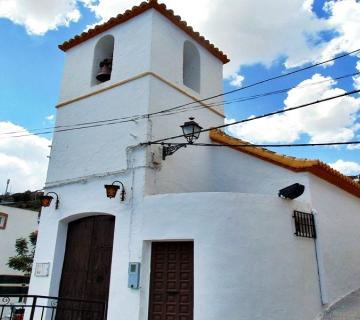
(209, 129, 360, 199)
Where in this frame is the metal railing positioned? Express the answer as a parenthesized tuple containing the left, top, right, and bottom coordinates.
(0, 295, 107, 320)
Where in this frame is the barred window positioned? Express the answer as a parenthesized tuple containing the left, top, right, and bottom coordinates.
(293, 211, 316, 239)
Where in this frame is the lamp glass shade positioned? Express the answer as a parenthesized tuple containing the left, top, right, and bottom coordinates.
(40, 195, 53, 207)
(181, 118, 202, 144)
(104, 184, 120, 199)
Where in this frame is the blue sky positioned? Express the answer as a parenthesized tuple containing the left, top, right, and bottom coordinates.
(0, 0, 359, 192)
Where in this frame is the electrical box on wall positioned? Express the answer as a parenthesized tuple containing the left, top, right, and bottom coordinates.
(128, 262, 140, 289)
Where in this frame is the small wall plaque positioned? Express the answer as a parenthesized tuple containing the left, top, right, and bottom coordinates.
(35, 263, 50, 277)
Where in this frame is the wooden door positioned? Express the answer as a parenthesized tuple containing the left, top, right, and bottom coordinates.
(57, 215, 115, 320)
(148, 242, 194, 320)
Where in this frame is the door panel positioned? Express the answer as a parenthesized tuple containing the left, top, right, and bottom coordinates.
(85, 216, 115, 301)
(57, 215, 115, 320)
(149, 242, 194, 320)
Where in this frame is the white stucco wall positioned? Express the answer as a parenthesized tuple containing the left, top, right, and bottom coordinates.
(0, 205, 38, 275)
(30, 189, 324, 320)
(309, 175, 360, 305)
(47, 76, 150, 184)
(135, 193, 322, 320)
(146, 81, 312, 197)
(150, 11, 224, 104)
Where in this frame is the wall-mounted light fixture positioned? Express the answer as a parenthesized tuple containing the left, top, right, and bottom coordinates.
(39, 192, 60, 209)
(278, 183, 305, 200)
(104, 181, 126, 202)
(162, 117, 202, 160)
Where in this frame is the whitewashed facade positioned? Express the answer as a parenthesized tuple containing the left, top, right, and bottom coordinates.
(0, 205, 38, 277)
(29, 2, 360, 320)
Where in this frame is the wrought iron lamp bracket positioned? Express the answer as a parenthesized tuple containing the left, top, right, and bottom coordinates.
(115, 181, 126, 202)
(47, 192, 60, 210)
(162, 144, 187, 160)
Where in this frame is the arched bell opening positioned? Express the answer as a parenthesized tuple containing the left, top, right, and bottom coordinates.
(183, 40, 201, 93)
(91, 35, 115, 86)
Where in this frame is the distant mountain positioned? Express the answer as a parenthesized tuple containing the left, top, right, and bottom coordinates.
(0, 190, 43, 211)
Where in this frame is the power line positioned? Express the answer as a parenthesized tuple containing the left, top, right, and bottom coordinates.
(4, 88, 360, 139)
(145, 48, 360, 113)
(153, 141, 360, 148)
(3, 88, 359, 140)
(1, 70, 359, 138)
(2, 49, 359, 137)
(161, 71, 360, 114)
(148, 88, 360, 144)
(5, 118, 138, 139)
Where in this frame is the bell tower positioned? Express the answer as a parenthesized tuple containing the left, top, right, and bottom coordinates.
(30, 2, 229, 319)
(46, 0, 228, 190)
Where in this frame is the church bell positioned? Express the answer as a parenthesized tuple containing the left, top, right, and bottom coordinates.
(96, 58, 112, 82)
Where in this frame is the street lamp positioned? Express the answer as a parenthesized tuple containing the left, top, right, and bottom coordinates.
(163, 117, 202, 160)
(104, 181, 126, 202)
(39, 192, 60, 210)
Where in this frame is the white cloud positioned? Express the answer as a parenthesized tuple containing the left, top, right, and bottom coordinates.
(0, 122, 50, 193)
(85, 0, 211, 30)
(226, 74, 360, 144)
(46, 115, 55, 121)
(318, 0, 360, 63)
(302, 0, 314, 13)
(329, 159, 360, 176)
(229, 73, 245, 88)
(0, 0, 87, 35)
(354, 61, 360, 90)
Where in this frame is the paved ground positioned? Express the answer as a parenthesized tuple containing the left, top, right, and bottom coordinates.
(322, 289, 360, 320)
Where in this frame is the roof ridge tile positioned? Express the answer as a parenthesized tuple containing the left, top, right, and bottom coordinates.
(58, 0, 229, 63)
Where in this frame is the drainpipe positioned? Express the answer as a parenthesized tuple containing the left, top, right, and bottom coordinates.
(312, 209, 329, 305)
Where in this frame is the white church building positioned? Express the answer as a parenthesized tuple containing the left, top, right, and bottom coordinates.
(28, 1, 360, 320)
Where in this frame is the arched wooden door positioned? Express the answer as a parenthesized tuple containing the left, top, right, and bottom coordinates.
(56, 215, 115, 320)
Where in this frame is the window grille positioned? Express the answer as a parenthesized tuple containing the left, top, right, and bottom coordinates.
(293, 211, 316, 239)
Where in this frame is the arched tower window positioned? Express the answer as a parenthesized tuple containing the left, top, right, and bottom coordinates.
(183, 41, 200, 93)
(92, 35, 115, 85)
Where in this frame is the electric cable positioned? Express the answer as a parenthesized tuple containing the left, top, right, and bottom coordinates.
(1, 70, 359, 138)
(152, 141, 360, 148)
(143, 48, 360, 114)
(4, 88, 360, 139)
(5, 118, 139, 139)
(3, 88, 359, 140)
(152, 71, 360, 117)
(147, 88, 360, 144)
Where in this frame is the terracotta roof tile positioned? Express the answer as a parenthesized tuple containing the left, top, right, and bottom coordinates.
(210, 129, 360, 199)
(59, 0, 230, 64)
